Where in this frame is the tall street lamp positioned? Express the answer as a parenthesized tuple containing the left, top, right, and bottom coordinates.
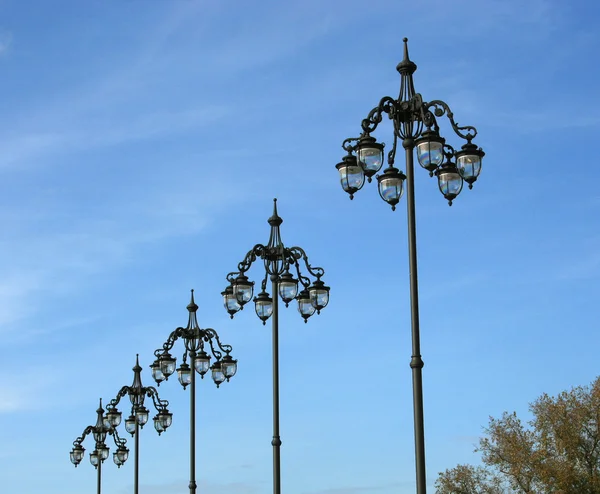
(335, 39, 484, 494)
(222, 198, 330, 494)
(105, 355, 173, 494)
(150, 290, 238, 494)
(70, 398, 129, 494)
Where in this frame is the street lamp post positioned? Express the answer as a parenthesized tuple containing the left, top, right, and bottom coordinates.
(221, 198, 330, 494)
(150, 290, 238, 494)
(70, 398, 130, 494)
(104, 355, 173, 494)
(335, 39, 484, 494)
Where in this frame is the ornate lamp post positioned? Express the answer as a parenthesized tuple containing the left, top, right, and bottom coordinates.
(150, 290, 237, 494)
(70, 398, 129, 494)
(335, 39, 484, 494)
(222, 198, 329, 494)
(105, 355, 173, 494)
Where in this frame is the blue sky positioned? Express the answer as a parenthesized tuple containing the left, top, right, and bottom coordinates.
(0, 0, 598, 492)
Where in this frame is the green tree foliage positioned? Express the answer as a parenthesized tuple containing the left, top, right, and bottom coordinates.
(435, 377, 600, 494)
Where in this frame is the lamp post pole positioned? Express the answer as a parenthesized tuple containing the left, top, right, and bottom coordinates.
(70, 398, 130, 494)
(335, 39, 484, 493)
(221, 199, 330, 494)
(104, 355, 173, 494)
(150, 290, 238, 494)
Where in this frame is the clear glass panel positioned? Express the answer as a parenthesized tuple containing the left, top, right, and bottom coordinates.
(234, 284, 253, 304)
(339, 164, 365, 193)
(225, 294, 241, 313)
(298, 298, 316, 318)
(194, 354, 210, 375)
(154, 415, 165, 434)
(178, 365, 192, 387)
(100, 446, 109, 461)
(378, 177, 404, 204)
(255, 299, 273, 321)
(90, 451, 99, 467)
(125, 416, 137, 434)
(358, 147, 384, 173)
(223, 360, 237, 379)
(279, 281, 298, 302)
(309, 288, 329, 310)
(212, 365, 225, 385)
(416, 141, 444, 169)
(457, 154, 482, 181)
(135, 407, 149, 426)
(439, 172, 463, 198)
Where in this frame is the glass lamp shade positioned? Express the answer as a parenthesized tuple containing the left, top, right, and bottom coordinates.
(233, 274, 254, 305)
(105, 408, 122, 428)
(159, 352, 176, 378)
(194, 351, 211, 377)
(125, 415, 137, 435)
(177, 362, 192, 388)
(296, 289, 315, 323)
(278, 272, 298, 306)
(415, 130, 445, 173)
(254, 290, 273, 325)
(153, 414, 165, 435)
(308, 279, 330, 313)
(221, 285, 241, 318)
(113, 446, 129, 467)
(377, 166, 406, 211)
(456, 143, 484, 188)
(90, 450, 100, 468)
(135, 406, 149, 427)
(161, 410, 173, 429)
(336, 154, 365, 199)
(70, 444, 85, 466)
(356, 134, 385, 180)
(150, 360, 165, 384)
(99, 444, 110, 461)
(221, 355, 238, 380)
(435, 161, 464, 205)
(211, 361, 225, 387)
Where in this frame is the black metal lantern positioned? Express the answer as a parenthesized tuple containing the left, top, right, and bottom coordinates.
(177, 362, 192, 388)
(336, 153, 365, 199)
(435, 160, 463, 205)
(254, 290, 274, 324)
(456, 142, 485, 188)
(159, 352, 176, 378)
(211, 361, 225, 387)
(193, 350, 211, 377)
(377, 166, 407, 211)
(221, 354, 238, 380)
(356, 134, 385, 181)
(135, 406, 149, 427)
(221, 285, 241, 318)
(278, 271, 298, 306)
(125, 415, 136, 435)
(233, 274, 254, 305)
(308, 279, 330, 313)
(415, 130, 445, 174)
(296, 288, 315, 322)
(150, 359, 165, 384)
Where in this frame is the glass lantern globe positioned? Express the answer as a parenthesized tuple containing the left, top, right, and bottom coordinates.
(356, 134, 385, 181)
(221, 355, 238, 380)
(308, 279, 330, 313)
(435, 161, 464, 205)
(90, 450, 100, 468)
(455, 142, 485, 189)
(153, 414, 165, 435)
(296, 289, 315, 323)
(70, 444, 85, 466)
(125, 415, 137, 435)
(278, 271, 298, 306)
(177, 362, 192, 388)
(221, 285, 241, 318)
(211, 361, 225, 387)
(99, 444, 109, 461)
(159, 352, 177, 378)
(114, 445, 129, 467)
(106, 407, 122, 428)
(415, 130, 445, 173)
(135, 406, 149, 427)
(233, 274, 254, 305)
(377, 166, 406, 211)
(150, 359, 165, 384)
(194, 351, 211, 377)
(336, 154, 365, 199)
(254, 290, 273, 324)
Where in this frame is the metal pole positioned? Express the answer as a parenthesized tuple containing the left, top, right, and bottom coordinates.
(134, 421, 139, 494)
(404, 140, 427, 494)
(271, 276, 282, 494)
(190, 350, 197, 494)
(97, 455, 102, 494)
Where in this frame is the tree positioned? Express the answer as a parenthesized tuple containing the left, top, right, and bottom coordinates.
(435, 377, 600, 494)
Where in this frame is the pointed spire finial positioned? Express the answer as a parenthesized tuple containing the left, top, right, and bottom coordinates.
(396, 37, 417, 75)
(187, 289, 199, 312)
(268, 198, 283, 227)
(133, 354, 142, 373)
